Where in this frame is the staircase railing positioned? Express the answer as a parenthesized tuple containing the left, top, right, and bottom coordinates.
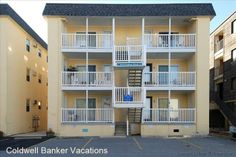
(213, 93, 236, 126)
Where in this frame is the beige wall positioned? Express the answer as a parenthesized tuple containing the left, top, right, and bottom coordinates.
(47, 17, 66, 135)
(64, 24, 195, 45)
(60, 125, 114, 137)
(210, 12, 236, 69)
(66, 59, 112, 71)
(146, 91, 195, 108)
(0, 16, 48, 135)
(141, 124, 196, 137)
(64, 91, 112, 108)
(195, 17, 210, 135)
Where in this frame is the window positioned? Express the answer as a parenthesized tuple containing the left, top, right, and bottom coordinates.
(75, 98, 96, 108)
(38, 49, 42, 58)
(231, 77, 236, 90)
(26, 68, 30, 82)
(75, 98, 96, 121)
(38, 101, 41, 110)
(26, 99, 30, 112)
(232, 49, 236, 62)
(232, 19, 236, 34)
(26, 39, 30, 52)
(38, 74, 42, 83)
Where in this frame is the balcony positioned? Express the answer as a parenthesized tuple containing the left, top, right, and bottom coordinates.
(143, 72, 196, 90)
(61, 33, 113, 52)
(214, 39, 224, 53)
(61, 108, 114, 123)
(61, 71, 113, 90)
(114, 87, 145, 108)
(113, 45, 146, 68)
(214, 66, 223, 80)
(142, 108, 196, 123)
(214, 39, 224, 59)
(144, 34, 196, 52)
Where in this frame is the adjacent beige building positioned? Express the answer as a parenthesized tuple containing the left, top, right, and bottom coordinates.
(43, 3, 215, 137)
(0, 4, 48, 135)
(209, 11, 236, 130)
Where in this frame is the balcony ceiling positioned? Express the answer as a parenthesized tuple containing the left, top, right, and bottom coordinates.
(63, 52, 112, 59)
(63, 52, 193, 59)
(147, 52, 194, 59)
(65, 16, 193, 26)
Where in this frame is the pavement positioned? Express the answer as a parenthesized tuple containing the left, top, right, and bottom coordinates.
(0, 135, 236, 156)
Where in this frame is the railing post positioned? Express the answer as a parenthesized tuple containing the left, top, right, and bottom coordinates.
(112, 108, 115, 123)
(113, 46, 115, 66)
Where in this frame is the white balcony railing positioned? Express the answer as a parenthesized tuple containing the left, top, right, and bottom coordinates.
(113, 45, 146, 66)
(61, 71, 113, 87)
(61, 33, 113, 50)
(61, 108, 114, 123)
(142, 108, 196, 123)
(114, 87, 144, 106)
(144, 34, 196, 49)
(143, 72, 196, 87)
(214, 39, 224, 53)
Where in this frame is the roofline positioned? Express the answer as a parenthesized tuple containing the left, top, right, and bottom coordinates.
(43, 3, 215, 17)
(0, 4, 47, 50)
(211, 11, 236, 35)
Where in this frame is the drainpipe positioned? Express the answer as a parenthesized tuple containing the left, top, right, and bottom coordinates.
(126, 115, 129, 136)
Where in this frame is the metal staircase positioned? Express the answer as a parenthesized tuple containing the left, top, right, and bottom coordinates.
(114, 122, 126, 136)
(213, 93, 236, 126)
(128, 108, 142, 123)
(128, 69, 143, 87)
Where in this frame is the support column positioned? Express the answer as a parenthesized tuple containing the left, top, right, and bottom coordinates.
(168, 17, 172, 122)
(142, 17, 145, 45)
(86, 52, 88, 87)
(86, 90, 88, 123)
(112, 18, 115, 66)
(112, 18, 115, 46)
(86, 17, 88, 48)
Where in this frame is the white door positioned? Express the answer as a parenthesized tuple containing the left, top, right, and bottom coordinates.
(144, 30, 152, 47)
(102, 97, 111, 108)
(103, 31, 112, 48)
(169, 99, 179, 120)
(103, 65, 112, 84)
(143, 97, 151, 121)
(144, 65, 151, 84)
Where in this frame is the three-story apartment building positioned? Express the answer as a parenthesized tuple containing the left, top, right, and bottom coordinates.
(210, 11, 236, 132)
(43, 3, 215, 137)
(0, 4, 48, 135)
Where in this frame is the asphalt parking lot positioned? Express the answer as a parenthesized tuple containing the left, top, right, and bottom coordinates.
(0, 136, 236, 157)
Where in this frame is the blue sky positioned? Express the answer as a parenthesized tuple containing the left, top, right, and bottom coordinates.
(1, 0, 235, 42)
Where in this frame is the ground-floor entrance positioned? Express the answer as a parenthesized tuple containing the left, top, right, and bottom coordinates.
(114, 108, 142, 136)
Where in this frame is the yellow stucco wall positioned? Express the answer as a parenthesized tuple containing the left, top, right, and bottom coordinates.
(146, 91, 195, 108)
(195, 17, 210, 135)
(141, 124, 196, 137)
(46, 16, 210, 137)
(0, 16, 48, 135)
(59, 125, 114, 137)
